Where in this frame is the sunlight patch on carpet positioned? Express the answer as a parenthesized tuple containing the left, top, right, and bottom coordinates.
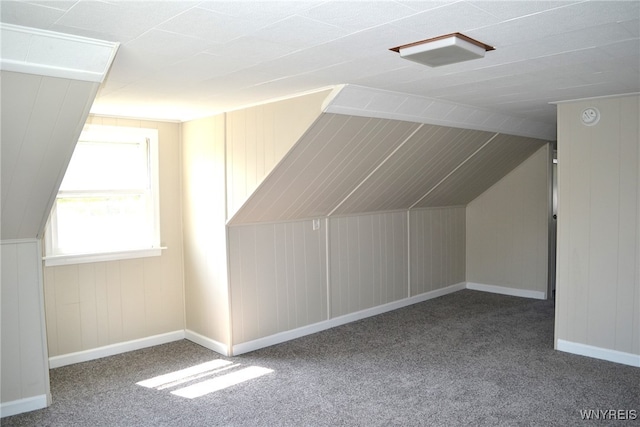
(171, 366, 274, 399)
(136, 360, 274, 398)
(137, 360, 233, 389)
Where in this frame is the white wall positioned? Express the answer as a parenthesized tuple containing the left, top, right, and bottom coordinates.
(1, 240, 50, 417)
(555, 95, 639, 366)
(227, 208, 468, 349)
(43, 117, 185, 360)
(182, 115, 230, 353)
(330, 212, 408, 317)
(410, 207, 466, 296)
(228, 219, 328, 344)
(226, 90, 330, 219)
(466, 145, 550, 299)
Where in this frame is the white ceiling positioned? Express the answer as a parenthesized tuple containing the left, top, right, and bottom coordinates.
(1, 0, 638, 124)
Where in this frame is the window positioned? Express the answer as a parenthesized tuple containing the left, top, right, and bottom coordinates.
(44, 125, 162, 266)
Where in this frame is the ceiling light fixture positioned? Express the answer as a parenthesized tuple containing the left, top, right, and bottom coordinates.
(390, 32, 494, 67)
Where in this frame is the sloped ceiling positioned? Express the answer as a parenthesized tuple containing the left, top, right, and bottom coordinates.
(228, 111, 547, 225)
(0, 71, 99, 240)
(0, 25, 118, 239)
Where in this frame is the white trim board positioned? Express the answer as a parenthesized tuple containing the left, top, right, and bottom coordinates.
(184, 330, 229, 357)
(232, 282, 466, 356)
(0, 23, 118, 83)
(556, 340, 640, 368)
(323, 85, 556, 141)
(466, 282, 546, 300)
(48, 330, 185, 369)
(0, 394, 48, 418)
(0, 23, 119, 83)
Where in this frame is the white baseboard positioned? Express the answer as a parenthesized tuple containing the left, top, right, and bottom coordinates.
(48, 330, 185, 369)
(0, 394, 48, 418)
(556, 339, 640, 367)
(185, 329, 229, 356)
(232, 282, 466, 356)
(466, 282, 546, 300)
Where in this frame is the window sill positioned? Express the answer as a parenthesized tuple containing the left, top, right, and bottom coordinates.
(43, 247, 167, 267)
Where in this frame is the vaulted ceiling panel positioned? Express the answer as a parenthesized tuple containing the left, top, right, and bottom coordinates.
(414, 134, 547, 208)
(228, 114, 420, 224)
(1, 71, 99, 239)
(229, 107, 549, 226)
(0, 25, 118, 239)
(331, 125, 496, 215)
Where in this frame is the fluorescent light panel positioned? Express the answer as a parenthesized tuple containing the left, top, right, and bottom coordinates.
(390, 33, 494, 67)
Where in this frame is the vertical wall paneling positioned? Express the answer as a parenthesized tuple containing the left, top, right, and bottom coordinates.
(325, 217, 332, 320)
(466, 145, 549, 297)
(407, 210, 411, 297)
(1, 239, 51, 413)
(182, 115, 230, 349)
(409, 207, 466, 296)
(43, 117, 185, 358)
(228, 220, 327, 344)
(329, 212, 408, 318)
(415, 134, 547, 208)
(226, 90, 330, 219)
(0, 71, 99, 240)
(229, 115, 422, 224)
(555, 95, 639, 362)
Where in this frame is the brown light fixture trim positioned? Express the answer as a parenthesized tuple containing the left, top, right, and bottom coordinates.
(389, 32, 495, 54)
(390, 32, 495, 67)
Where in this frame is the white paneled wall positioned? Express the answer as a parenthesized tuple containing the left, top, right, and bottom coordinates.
(329, 212, 408, 317)
(43, 257, 183, 357)
(1, 240, 50, 415)
(228, 220, 327, 344)
(185, 91, 553, 356)
(466, 145, 549, 297)
(43, 116, 185, 358)
(410, 207, 466, 296)
(226, 90, 330, 219)
(1, 71, 98, 240)
(182, 115, 230, 349)
(556, 95, 639, 364)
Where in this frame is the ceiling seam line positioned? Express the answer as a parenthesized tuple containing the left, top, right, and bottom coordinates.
(326, 124, 424, 217)
(408, 132, 500, 210)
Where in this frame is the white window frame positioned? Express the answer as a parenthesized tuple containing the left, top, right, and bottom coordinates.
(44, 124, 164, 267)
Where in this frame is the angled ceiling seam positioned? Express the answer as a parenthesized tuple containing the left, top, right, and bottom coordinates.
(287, 117, 408, 219)
(326, 123, 425, 217)
(409, 132, 500, 210)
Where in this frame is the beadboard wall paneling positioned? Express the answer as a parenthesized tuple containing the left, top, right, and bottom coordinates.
(333, 126, 494, 215)
(43, 117, 185, 358)
(182, 114, 230, 347)
(555, 95, 639, 356)
(228, 220, 327, 344)
(1, 71, 99, 240)
(1, 240, 50, 408)
(229, 114, 420, 224)
(329, 212, 408, 317)
(226, 90, 330, 220)
(230, 111, 548, 225)
(410, 207, 466, 296)
(415, 134, 547, 207)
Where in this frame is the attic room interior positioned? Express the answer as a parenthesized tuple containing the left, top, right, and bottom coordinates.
(1, 0, 638, 423)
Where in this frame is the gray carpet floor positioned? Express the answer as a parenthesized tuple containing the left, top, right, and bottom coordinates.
(2, 290, 639, 426)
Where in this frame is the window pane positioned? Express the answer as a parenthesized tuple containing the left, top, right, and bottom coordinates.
(60, 141, 149, 192)
(54, 195, 153, 254)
